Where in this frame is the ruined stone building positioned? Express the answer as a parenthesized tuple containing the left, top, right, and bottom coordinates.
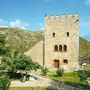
(25, 13, 79, 69)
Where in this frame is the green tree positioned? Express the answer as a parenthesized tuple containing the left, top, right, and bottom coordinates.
(0, 50, 19, 73)
(16, 54, 41, 81)
(16, 54, 34, 71)
(0, 34, 7, 56)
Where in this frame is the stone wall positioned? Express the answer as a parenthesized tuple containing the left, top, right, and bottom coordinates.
(45, 13, 79, 69)
(25, 40, 43, 66)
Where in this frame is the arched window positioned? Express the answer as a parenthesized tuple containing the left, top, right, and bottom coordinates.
(63, 59, 68, 63)
(54, 45, 58, 51)
(67, 32, 69, 37)
(53, 33, 55, 37)
(64, 45, 67, 51)
(59, 45, 62, 51)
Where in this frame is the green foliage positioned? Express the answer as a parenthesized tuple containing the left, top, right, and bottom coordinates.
(83, 70, 90, 78)
(0, 50, 19, 73)
(16, 54, 34, 71)
(78, 70, 86, 82)
(25, 77, 29, 81)
(9, 73, 22, 80)
(56, 68, 64, 77)
(0, 75, 11, 90)
(33, 62, 43, 71)
(85, 66, 90, 70)
(41, 67, 49, 76)
(79, 53, 90, 65)
(0, 34, 6, 45)
(16, 54, 41, 72)
(0, 34, 7, 56)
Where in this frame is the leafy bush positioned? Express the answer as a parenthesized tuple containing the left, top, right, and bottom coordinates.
(78, 70, 86, 82)
(56, 68, 64, 77)
(41, 67, 49, 76)
(33, 62, 43, 71)
(0, 75, 11, 90)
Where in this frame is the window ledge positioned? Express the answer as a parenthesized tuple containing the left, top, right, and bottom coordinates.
(53, 51, 68, 52)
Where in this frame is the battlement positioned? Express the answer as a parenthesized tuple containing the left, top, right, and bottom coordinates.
(45, 13, 78, 19)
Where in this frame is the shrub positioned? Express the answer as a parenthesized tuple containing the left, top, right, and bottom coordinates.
(0, 75, 11, 90)
(78, 70, 86, 82)
(56, 68, 64, 77)
(41, 67, 49, 76)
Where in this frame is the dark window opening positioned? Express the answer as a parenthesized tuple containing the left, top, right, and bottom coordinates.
(53, 33, 55, 37)
(63, 60, 68, 63)
(67, 32, 69, 37)
(55, 45, 58, 51)
(59, 45, 62, 51)
(64, 45, 67, 51)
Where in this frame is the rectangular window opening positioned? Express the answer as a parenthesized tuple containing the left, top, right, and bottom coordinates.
(63, 60, 68, 63)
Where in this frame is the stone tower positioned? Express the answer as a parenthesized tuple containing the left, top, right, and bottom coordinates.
(44, 13, 79, 69)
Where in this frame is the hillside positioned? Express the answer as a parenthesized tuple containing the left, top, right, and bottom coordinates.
(79, 37, 90, 54)
(0, 27, 90, 54)
(0, 27, 44, 52)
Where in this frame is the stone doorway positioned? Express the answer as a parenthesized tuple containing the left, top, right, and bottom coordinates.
(54, 60, 59, 68)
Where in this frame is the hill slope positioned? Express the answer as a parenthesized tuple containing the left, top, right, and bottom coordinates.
(0, 27, 90, 54)
(0, 27, 44, 52)
(79, 37, 90, 54)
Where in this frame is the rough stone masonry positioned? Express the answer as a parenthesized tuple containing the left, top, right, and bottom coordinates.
(25, 13, 79, 69)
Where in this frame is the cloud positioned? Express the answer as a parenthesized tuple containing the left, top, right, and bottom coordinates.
(85, 0, 90, 6)
(38, 22, 44, 30)
(0, 26, 8, 27)
(10, 19, 29, 29)
(0, 18, 7, 24)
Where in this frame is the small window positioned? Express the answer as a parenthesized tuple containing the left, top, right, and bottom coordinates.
(53, 33, 55, 37)
(59, 45, 62, 51)
(64, 45, 67, 51)
(67, 32, 69, 37)
(63, 60, 68, 63)
(54, 45, 58, 51)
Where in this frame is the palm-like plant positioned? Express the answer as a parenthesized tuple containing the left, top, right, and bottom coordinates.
(0, 50, 19, 73)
